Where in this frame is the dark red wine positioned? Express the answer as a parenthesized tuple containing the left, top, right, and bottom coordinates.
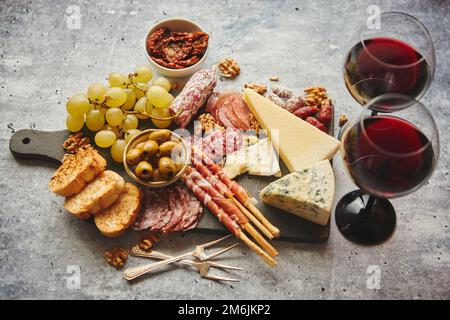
(344, 37, 430, 107)
(342, 116, 435, 198)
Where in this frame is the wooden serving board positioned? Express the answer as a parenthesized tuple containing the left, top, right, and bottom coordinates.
(9, 126, 331, 243)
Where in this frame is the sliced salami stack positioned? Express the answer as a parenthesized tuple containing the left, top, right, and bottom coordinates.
(132, 183, 203, 233)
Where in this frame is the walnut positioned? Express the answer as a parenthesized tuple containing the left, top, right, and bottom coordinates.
(249, 114, 260, 132)
(63, 133, 90, 154)
(105, 247, 128, 269)
(244, 83, 267, 95)
(339, 114, 348, 127)
(198, 113, 224, 132)
(137, 233, 160, 252)
(138, 239, 153, 251)
(218, 58, 240, 79)
(303, 86, 332, 109)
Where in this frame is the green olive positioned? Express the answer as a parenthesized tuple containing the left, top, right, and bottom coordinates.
(141, 140, 159, 159)
(126, 148, 143, 165)
(158, 156, 177, 178)
(148, 129, 171, 145)
(135, 161, 153, 179)
(152, 169, 163, 182)
(159, 141, 180, 157)
(134, 141, 146, 150)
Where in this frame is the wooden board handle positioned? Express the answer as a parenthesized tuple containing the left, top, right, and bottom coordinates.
(9, 129, 68, 164)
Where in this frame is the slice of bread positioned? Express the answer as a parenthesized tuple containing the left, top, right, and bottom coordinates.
(64, 170, 125, 219)
(49, 146, 107, 197)
(94, 183, 142, 237)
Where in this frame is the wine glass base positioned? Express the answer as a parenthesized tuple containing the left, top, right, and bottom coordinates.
(335, 190, 396, 245)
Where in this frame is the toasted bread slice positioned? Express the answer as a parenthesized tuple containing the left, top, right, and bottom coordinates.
(49, 146, 107, 197)
(64, 170, 125, 219)
(94, 183, 142, 237)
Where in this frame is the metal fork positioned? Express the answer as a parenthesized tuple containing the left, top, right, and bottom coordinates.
(123, 235, 239, 281)
(130, 247, 242, 282)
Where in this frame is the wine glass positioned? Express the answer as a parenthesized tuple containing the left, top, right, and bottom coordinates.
(335, 94, 439, 245)
(343, 11, 435, 111)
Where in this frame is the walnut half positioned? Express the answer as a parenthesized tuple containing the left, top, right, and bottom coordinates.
(105, 247, 128, 269)
(219, 58, 240, 79)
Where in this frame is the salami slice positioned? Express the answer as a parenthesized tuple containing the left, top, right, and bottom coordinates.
(151, 188, 174, 231)
(174, 189, 203, 231)
(132, 189, 164, 231)
(160, 184, 186, 233)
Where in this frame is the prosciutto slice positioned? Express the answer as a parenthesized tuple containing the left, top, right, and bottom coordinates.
(206, 91, 253, 131)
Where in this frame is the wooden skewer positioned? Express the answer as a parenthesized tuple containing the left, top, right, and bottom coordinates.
(245, 201, 280, 237)
(231, 197, 274, 240)
(242, 222, 278, 257)
(238, 232, 276, 267)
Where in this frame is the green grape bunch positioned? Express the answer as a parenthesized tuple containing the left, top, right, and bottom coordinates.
(64, 65, 177, 163)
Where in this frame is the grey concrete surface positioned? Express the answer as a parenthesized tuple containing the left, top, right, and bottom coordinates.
(0, 0, 449, 300)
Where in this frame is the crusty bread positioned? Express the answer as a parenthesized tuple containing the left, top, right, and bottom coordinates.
(64, 170, 125, 219)
(49, 146, 107, 197)
(94, 183, 142, 237)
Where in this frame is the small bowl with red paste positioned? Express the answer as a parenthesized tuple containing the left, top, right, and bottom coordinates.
(145, 18, 209, 78)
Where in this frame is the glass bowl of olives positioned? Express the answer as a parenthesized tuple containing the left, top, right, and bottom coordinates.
(123, 129, 189, 187)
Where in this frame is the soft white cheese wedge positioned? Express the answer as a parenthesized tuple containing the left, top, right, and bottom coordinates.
(259, 160, 334, 226)
(223, 138, 281, 179)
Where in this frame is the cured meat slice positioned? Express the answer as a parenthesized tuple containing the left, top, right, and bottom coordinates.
(133, 184, 203, 233)
(201, 128, 243, 162)
(207, 91, 252, 131)
(217, 103, 236, 128)
(132, 189, 164, 231)
(173, 185, 203, 231)
(170, 69, 217, 128)
(229, 95, 252, 130)
(206, 93, 219, 117)
(151, 188, 174, 231)
(160, 185, 187, 233)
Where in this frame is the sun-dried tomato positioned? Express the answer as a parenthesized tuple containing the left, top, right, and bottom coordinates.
(147, 27, 209, 69)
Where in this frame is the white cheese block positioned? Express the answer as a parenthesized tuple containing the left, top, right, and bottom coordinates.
(259, 160, 335, 226)
(223, 138, 281, 179)
(243, 89, 340, 172)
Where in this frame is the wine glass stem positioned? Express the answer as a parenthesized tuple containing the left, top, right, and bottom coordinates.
(361, 195, 377, 216)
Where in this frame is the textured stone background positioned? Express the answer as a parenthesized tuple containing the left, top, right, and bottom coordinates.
(0, 0, 449, 299)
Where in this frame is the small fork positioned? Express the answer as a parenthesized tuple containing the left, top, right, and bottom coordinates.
(131, 247, 242, 282)
(124, 235, 239, 281)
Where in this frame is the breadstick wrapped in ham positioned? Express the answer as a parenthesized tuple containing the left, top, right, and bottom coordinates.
(186, 166, 248, 225)
(182, 168, 277, 266)
(191, 146, 280, 237)
(170, 69, 217, 128)
(182, 173, 240, 237)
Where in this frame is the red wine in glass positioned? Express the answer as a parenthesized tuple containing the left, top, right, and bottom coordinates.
(344, 37, 431, 108)
(342, 115, 435, 198)
(335, 94, 439, 245)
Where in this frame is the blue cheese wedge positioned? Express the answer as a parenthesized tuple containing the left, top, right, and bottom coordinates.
(223, 138, 281, 179)
(259, 160, 334, 226)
